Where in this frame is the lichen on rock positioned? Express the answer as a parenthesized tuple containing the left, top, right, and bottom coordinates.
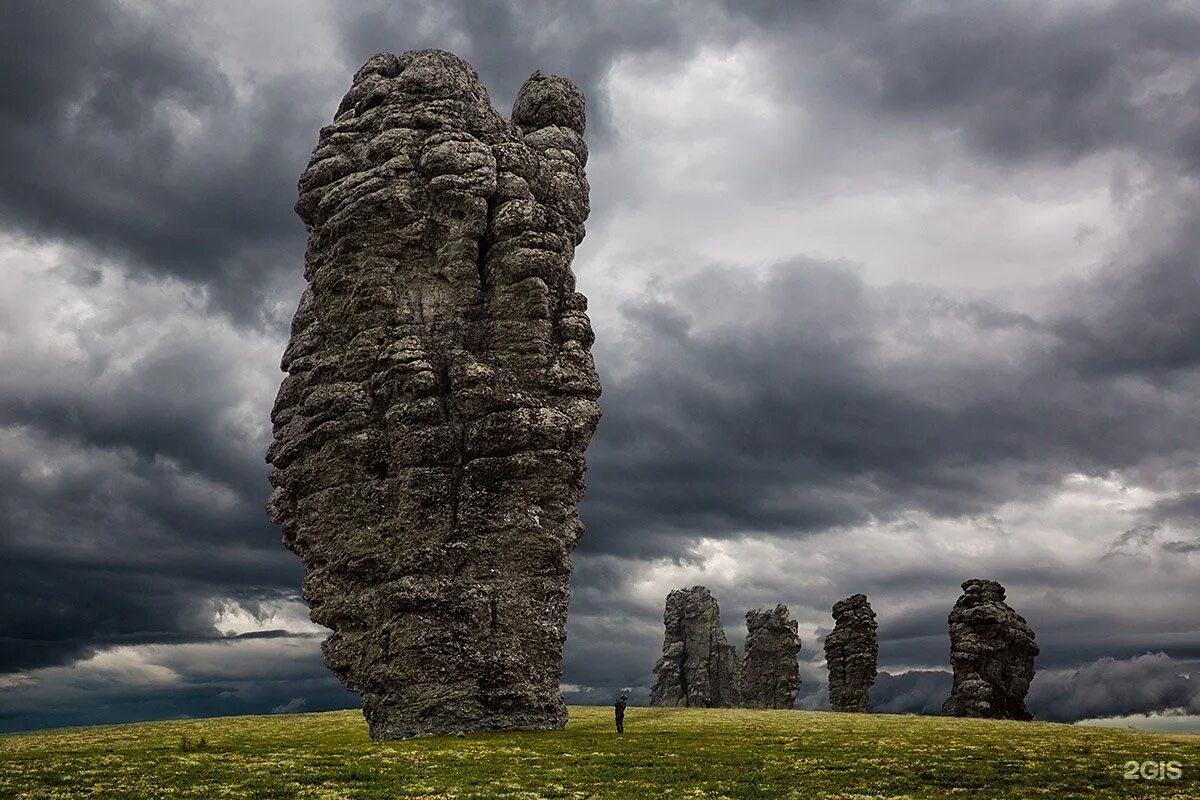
(941, 579, 1039, 720)
(266, 50, 599, 740)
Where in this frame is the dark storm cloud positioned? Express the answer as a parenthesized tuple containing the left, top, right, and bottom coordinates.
(878, 594, 1200, 675)
(1, 559, 213, 672)
(728, 0, 1200, 170)
(1029, 653, 1200, 723)
(0, 2, 329, 318)
(855, 571, 1200, 672)
(0, 309, 297, 672)
(582, 263, 912, 555)
(1051, 207, 1200, 378)
(336, 0, 715, 143)
(580, 254, 1200, 557)
(0, 535, 303, 672)
(1, 330, 269, 499)
(0, 547, 303, 674)
(1149, 492, 1200, 524)
(0, 634, 354, 734)
(1139, 492, 1200, 554)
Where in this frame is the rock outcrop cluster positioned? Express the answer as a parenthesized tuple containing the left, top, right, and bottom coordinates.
(267, 50, 600, 740)
(941, 579, 1039, 720)
(824, 594, 878, 712)
(649, 587, 742, 707)
(740, 605, 802, 708)
(644, 581, 1043, 720)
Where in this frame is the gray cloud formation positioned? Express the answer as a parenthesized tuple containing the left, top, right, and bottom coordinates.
(729, 0, 1200, 170)
(583, 248, 1200, 557)
(819, 653, 1200, 722)
(1030, 652, 1200, 722)
(0, 2, 329, 318)
(0, 634, 350, 734)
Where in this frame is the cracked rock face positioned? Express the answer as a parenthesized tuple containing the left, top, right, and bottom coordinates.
(941, 579, 1039, 721)
(266, 50, 600, 740)
(649, 587, 741, 707)
(740, 605, 802, 708)
(824, 594, 878, 713)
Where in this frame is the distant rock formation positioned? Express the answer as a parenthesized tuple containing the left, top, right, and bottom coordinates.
(740, 605, 802, 708)
(824, 594, 878, 712)
(649, 586, 741, 707)
(941, 579, 1039, 720)
(266, 50, 600, 740)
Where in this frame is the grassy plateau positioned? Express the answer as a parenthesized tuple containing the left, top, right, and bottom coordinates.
(1, 706, 1198, 799)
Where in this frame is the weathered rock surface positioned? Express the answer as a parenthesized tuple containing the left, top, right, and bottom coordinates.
(649, 587, 741, 707)
(824, 593, 878, 712)
(740, 605, 802, 708)
(941, 579, 1039, 720)
(266, 50, 600, 740)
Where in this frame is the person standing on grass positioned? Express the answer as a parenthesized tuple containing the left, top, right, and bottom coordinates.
(614, 693, 627, 733)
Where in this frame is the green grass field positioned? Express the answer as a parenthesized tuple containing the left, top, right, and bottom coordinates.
(1, 706, 1197, 799)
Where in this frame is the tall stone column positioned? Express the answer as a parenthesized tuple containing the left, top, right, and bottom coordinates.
(824, 594, 878, 713)
(649, 586, 741, 707)
(941, 579, 1039, 720)
(267, 50, 600, 739)
(740, 605, 802, 708)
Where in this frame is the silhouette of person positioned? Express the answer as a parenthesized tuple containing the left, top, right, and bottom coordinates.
(614, 693, 627, 733)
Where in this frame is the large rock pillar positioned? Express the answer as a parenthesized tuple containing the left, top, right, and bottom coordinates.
(267, 50, 600, 739)
(649, 586, 741, 707)
(941, 579, 1038, 720)
(824, 593, 878, 712)
(740, 605, 802, 708)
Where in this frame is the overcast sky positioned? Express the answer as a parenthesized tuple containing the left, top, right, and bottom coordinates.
(3, 0, 1200, 733)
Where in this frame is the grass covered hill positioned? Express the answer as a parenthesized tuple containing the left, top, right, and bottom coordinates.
(2, 706, 1197, 799)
